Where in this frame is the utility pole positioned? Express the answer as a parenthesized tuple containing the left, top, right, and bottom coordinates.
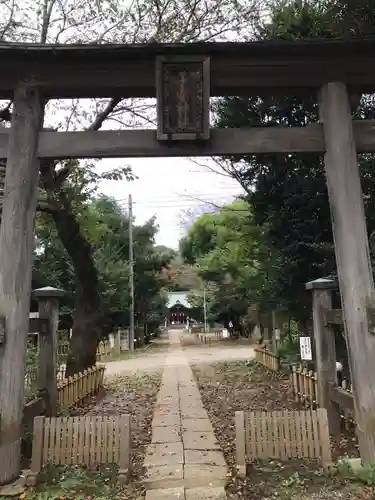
(128, 194, 135, 351)
(203, 287, 208, 333)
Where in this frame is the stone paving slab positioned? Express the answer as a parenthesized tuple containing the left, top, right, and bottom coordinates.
(159, 388, 179, 394)
(145, 442, 184, 466)
(159, 384, 179, 392)
(179, 393, 200, 401)
(158, 383, 178, 389)
(183, 464, 228, 481)
(184, 449, 226, 467)
(146, 486, 185, 500)
(182, 430, 220, 450)
(160, 376, 179, 383)
(152, 425, 181, 443)
(144, 330, 227, 498)
(154, 406, 180, 417)
(178, 380, 196, 387)
(179, 387, 201, 395)
(180, 402, 206, 412)
(152, 414, 181, 427)
(158, 385, 179, 393)
(143, 464, 184, 489)
(178, 395, 202, 402)
(182, 418, 213, 432)
(179, 395, 202, 404)
(181, 407, 208, 419)
(185, 487, 226, 500)
(157, 395, 180, 405)
(157, 397, 180, 406)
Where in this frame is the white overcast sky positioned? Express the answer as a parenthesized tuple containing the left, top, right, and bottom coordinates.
(97, 157, 242, 249)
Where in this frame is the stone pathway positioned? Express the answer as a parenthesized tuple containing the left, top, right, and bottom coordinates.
(144, 330, 227, 499)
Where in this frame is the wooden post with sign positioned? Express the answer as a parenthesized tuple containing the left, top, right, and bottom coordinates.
(299, 336, 312, 362)
(306, 278, 341, 436)
(33, 287, 64, 417)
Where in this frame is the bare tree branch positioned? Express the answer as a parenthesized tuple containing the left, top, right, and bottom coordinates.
(0, 0, 268, 137)
(86, 97, 122, 132)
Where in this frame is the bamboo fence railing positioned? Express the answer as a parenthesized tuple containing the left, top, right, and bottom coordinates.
(254, 345, 280, 371)
(290, 363, 354, 429)
(57, 365, 105, 410)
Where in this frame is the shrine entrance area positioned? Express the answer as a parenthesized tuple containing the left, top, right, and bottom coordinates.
(2, 37, 375, 489)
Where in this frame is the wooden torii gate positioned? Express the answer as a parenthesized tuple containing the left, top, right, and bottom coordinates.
(1, 38, 375, 483)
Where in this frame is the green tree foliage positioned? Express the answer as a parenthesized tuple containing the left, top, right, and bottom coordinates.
(214, 0, 375, 322)
(180, 199, 263, 325)
(34, 194, 174, 325)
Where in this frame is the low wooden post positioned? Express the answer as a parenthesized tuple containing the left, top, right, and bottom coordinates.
(263, 313, 273, 348)
(319, 82, 375, 462)
(33, 287, 64, 418)
(0, 85, 44, 485)
(114, 328, 121, 356)
(306, 278, 341, 436)
(272, 310, 281, 352)
(137, 326, 145, 348)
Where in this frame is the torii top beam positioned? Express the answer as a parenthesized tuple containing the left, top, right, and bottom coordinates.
(0, 38, 375, 98)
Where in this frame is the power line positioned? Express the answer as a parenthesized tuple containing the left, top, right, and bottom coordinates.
(117, 192, 243, 207)
(117, 202, 240, 210)
(106, 188, 243, 205)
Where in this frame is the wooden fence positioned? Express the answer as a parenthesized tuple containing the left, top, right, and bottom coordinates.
(199, 334, 213, 346)
(197, 329, 226, 346)
(290, 364, 317, 408)
(253, 282, 357, 438)
(96, 340, 113, 361)
(57, 339, 114, 363)
(57, 365, 105, 410)
(235, 408, 332, 473)
(290, 363, 355, 429)
(254, 345, 280, 372)
(23, 365, 105, 426)
(25, 340, 112, 400)
(29, 414, 131, 485)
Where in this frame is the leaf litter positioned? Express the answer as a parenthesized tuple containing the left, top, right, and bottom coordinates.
(15, 371, 162, 500)
(192, 360, 368, 500)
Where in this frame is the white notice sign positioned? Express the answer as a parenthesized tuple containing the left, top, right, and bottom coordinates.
(299, 336, 312, 361)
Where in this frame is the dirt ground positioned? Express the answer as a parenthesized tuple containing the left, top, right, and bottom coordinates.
(192, 360, 368, 500)
(104, 337, 255, 376)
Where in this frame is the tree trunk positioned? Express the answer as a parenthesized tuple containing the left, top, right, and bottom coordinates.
(50, 202, 104, 376)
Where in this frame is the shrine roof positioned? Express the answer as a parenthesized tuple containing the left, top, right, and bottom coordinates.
(166, 291, 193, 309)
